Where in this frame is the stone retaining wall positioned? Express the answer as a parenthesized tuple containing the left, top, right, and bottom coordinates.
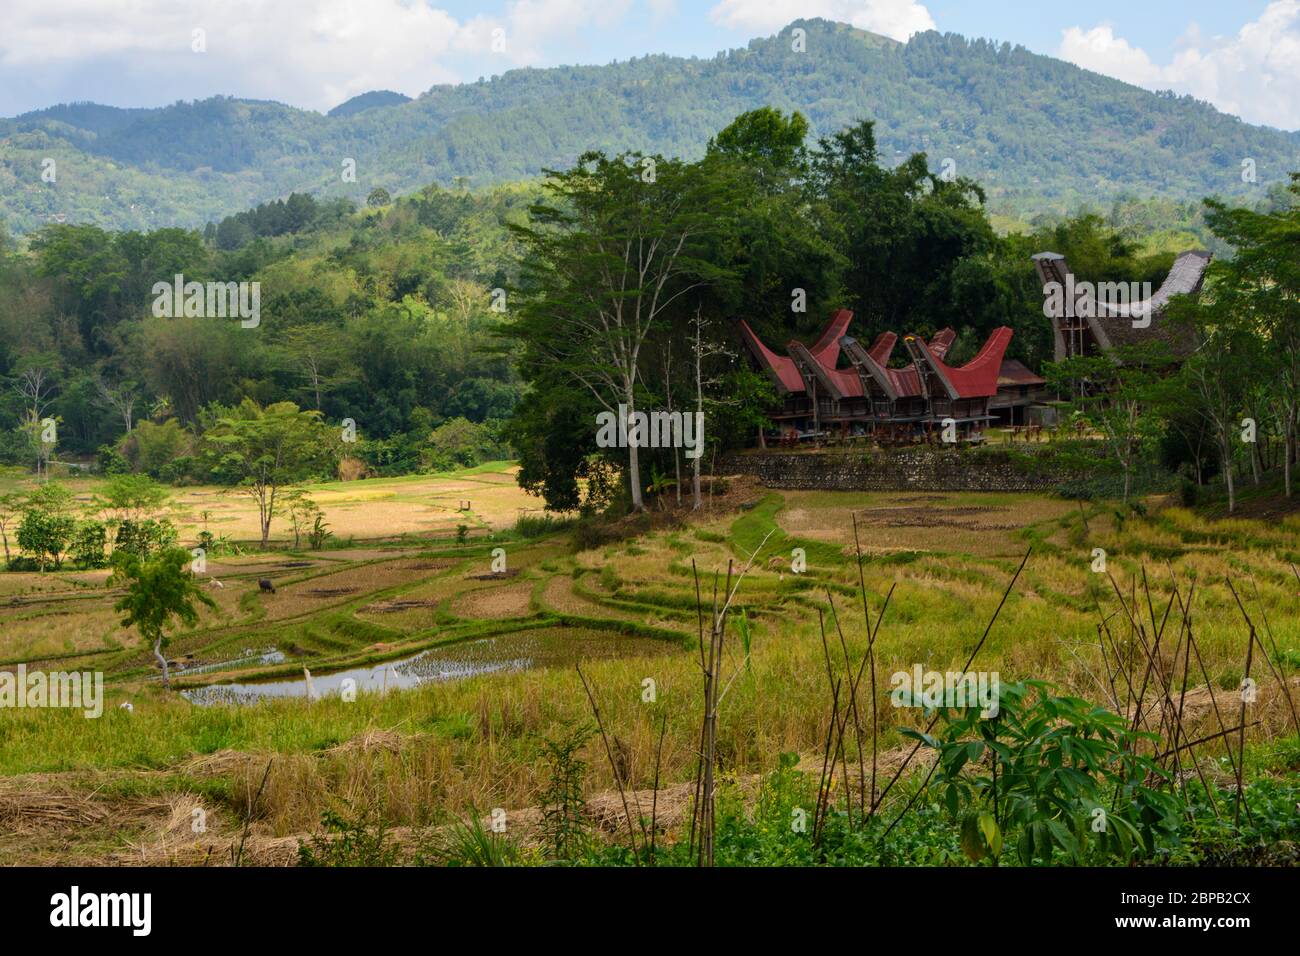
(719, 447, 1088, 493)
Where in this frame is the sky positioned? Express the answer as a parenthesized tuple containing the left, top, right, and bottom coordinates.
(0, 0, 1297, 130)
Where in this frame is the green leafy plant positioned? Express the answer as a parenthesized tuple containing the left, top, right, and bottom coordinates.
(900, 680, 1183, 865)
(417, 812, 520, 867)
(113, 517, 178, 560)
(308, 513, 333, 550)
(69, 519, 108, 568)
(536, 723, 595, 862)
(298, 806, 402, 867)
(16, 506, 75, 570)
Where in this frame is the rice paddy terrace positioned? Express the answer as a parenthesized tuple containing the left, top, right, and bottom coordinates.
(1, 471, 1298, 865)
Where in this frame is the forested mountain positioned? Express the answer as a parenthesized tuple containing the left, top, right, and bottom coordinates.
(3, 18, 1297, 234)
(327, 91, 412, 118)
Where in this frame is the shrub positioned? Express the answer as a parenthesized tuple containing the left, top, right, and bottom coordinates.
(308, 514, 333, 550)
(337, 456, 368, 481)
(298, 807, 402, 867)
(536, 723, 595, 862)
(96, 444, 131, 476)
(571, 513, 651, 551)
(69, 520, 108, 569)
(117, 419, 192, 477)
(195, 529, 241, 557)
(16, 508, 75, 570)
(158, 455, 198, 484)
(900, 680, 1182, 865)
(514, 513, 574, 538)
(114, 518, 178, 561)
(426, 417, 509, 470)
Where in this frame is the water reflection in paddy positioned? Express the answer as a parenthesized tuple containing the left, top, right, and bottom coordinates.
(181, 627, 675, 705)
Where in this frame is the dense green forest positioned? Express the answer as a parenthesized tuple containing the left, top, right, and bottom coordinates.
(3, 19, 1298, 234)
(0, 182, 532, 479)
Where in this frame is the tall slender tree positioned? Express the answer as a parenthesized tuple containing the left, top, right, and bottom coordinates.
(506, 151, 738, 510)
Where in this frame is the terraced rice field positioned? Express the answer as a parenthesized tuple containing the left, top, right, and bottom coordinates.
(1, 470, 1297, 865)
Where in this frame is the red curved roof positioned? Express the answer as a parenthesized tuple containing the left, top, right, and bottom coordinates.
(928, 328, 956, 360)
(905, 327, 1012, 399)
(742, 313, 1016, 403)
(739, 311, 859, 395)
(867, 331, 897, 364)
(738, 319, 805, 393)
(809, 309, 854, 366)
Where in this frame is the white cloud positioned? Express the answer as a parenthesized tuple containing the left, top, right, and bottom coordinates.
(0, 0, 633, 113)
(1058, 1, 1300, 130)
(1058, 25, 1162, 86)
(646, 0, 677, 24)
(708, 0, 935, 43)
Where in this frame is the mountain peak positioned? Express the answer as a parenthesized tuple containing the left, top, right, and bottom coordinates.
(327, 90, 412, 118)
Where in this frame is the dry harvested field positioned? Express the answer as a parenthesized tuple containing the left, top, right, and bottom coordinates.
(0, 460, 538, 549)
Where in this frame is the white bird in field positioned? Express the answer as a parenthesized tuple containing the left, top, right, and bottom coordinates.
(303, 666, 318, 701)
(209, 579, 224, 589)
(119, 701, 134, 712)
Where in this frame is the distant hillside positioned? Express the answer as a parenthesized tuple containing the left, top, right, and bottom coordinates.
(2, 18, 1297, 234)
(328, 90, 412, 117)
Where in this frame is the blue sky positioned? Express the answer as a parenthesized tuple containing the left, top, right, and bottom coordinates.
(1, 1, 1296, 129)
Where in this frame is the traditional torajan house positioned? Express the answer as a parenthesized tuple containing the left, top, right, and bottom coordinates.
(990, 359, 1049, 426)
(738, 311, 1046, 444)
(1031, 250, 1212, 363)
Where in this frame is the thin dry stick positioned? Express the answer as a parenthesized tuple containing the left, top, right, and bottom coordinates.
(1168, 577, 1216, 817)
(825, 688, 857, 842)
(817, 606, 836, 686)
(1154, 722, 1259, 762)
(1226, 581, 1256, 827)
(806, 613, 847, 832)
(1140, 567, 1180, 744)
(826, 588, 866, 830)
(862, 582, 896, 816)
(1056, 638, 1115, 705)
(814, 680, 842, 845)
(687, 560, 706, 858)
(1091, 586, 1140, 720)
(575, 663, 641, 864)
(1095, 621, 1123, 711)
(1122, 570, 1186, 780)
(1106, 570, 1165, 735)
(822, 575, 895, 825)
(851, 514, 878, 817)
(232, 759, 273, 867)
(649, 710, 667, 865)
(1114, 574, 1177, 744)
(1185, 625, 1254, 826)
(1245, 573, 1299, 735)
(1166, 564, 1220, 788)
(703, 561, 733, 866)
(693, 570, 721, 862)
(1146, 573, 1189, 786)
(874, 548, 1031, 826)
(689, 535, 771, 865)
